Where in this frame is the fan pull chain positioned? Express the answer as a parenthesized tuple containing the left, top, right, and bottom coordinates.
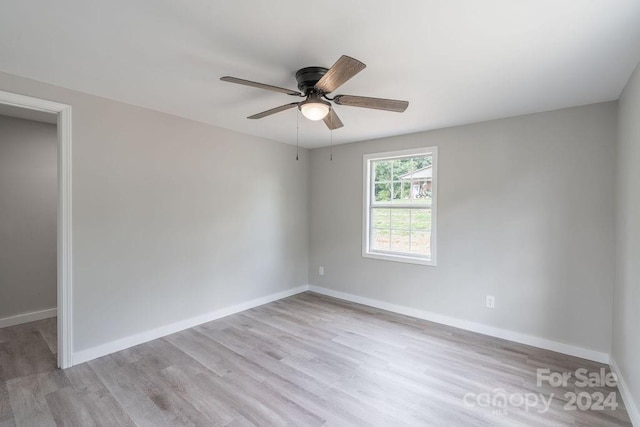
(296, 109, 299, 161)
(330, 107, 333, 161)
(330, 129, 333, 161)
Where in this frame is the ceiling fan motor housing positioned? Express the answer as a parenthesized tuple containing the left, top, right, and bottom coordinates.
(295, 67, 328, 95)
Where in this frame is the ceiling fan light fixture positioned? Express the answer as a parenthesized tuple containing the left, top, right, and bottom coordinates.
(299, 98, 331, 121)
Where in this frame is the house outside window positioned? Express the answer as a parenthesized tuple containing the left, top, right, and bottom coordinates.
(363, 147, 437, 266)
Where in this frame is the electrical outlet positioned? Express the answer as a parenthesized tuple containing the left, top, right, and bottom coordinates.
(486, 295, 495, 309)
(319, 266, 324, 276)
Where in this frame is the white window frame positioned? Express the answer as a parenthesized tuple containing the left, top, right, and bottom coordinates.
(362, 146, 438, 266)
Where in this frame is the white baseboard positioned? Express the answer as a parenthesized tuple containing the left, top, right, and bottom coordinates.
(72, 283, 611, 368)
(610, 357, 640, 426)
(308, 285, 610, 364)
(0, 308, 57, 328)
(72, 285, 308, 366)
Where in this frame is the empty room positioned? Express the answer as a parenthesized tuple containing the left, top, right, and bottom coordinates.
(1, 1, 639, 426)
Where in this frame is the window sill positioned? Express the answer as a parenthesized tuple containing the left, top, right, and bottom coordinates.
(363, 251, 436, 266)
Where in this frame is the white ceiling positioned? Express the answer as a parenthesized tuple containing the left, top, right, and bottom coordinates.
(1, 1, 639, 148)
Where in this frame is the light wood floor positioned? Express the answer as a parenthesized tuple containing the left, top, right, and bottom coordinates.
(0, 292, 632, 426)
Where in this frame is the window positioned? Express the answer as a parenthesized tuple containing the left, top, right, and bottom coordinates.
(363, 147, 437, 265)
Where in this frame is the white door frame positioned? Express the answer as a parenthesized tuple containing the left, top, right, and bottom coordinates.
(0, 90, 73, 368)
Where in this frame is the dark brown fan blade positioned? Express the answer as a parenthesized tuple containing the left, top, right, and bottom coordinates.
(323, 108, 344, 130)
(247, 102, 299, 119)
(333, 95, 409, 112)
(314, 56, 366, 94)
(221, 76, 301, 96)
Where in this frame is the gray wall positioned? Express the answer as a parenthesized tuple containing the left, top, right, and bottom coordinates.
(0, 71, 309, 352)
(0, 115, 57, 319)
(0, 67, 625, 371)
(614, 61, 640, 414)
(309, 102, 617, 354)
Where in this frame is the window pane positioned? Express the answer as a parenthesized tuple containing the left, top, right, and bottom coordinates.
(390, 209, 411, 230)
(390, 229, 411, 253)
(416, 155, 432, 169)
(392, 158, 415, 181)
(373, 160, 391, 182)
(374, 183, 391, 202)
(371, 228, 390, 251)
(402, 181, 411, 201)
(397, 155, 433, 204)
(410, 180, 431, 202)
(371, 208, 391, 228)
(392, 181, 402, 202)
(411, 193, 431, 205)
(411, 208, 431, 231)
(410, 230, 431, 257)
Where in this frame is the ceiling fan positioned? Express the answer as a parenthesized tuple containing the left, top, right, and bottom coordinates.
(221, 55, 409, 130)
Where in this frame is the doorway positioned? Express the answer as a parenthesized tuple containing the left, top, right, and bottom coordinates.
(0, 90, 72, 368)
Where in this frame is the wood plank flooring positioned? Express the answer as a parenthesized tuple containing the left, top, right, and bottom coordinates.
(0, 292, 633, 426)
